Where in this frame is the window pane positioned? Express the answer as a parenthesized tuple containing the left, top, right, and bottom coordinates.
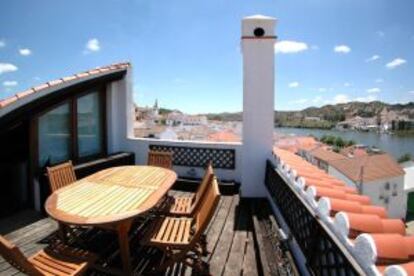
(38, 103, 71, 167)
(77, 92, 102, 157)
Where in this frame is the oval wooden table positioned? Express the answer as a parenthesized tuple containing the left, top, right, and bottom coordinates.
(45, 165, 177, 275)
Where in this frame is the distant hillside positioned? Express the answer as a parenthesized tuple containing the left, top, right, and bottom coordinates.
(200, 101, 414, 127)
(204, 112, 242, 121)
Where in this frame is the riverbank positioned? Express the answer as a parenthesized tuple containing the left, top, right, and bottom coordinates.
(275, 127, 414, 160)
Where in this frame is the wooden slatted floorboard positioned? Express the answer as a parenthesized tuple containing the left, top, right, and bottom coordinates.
(0, 192, 284, 276)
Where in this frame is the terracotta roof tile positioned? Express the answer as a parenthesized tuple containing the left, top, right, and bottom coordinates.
(369, 234, 409, 262)
(310, 186, 371, 205)
(75, 72, 90, 78)
(47, 79, 64, 86)
(32, 83, 50, 92)
(310, 147, 345, 162)
(207, 131, 240, 142)
(98, 68, 110, 73)
(0, 96, 18, 108)
(0, 62, 131, 110)
(273, 148, 413, 273)
(335, 212, 405, 238)
(329, 153, 405, 182)
(88, 69, 101, 75)
(16, 89, 35, 99)
(62, 75, 77, 82)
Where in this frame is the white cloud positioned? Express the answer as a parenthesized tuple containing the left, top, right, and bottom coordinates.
(366, 55, 380, 62)
(367, 87, 380, 93)
(375, 78, 384, 83)
(355, 95, 377, 102)
(333, 94, 350, 104)
(275, 40, 308, 54)
(19, 48, 31, 56)
(386, 58, 407, 69)
(318, 88, 327, 92)
(0, 40, 5, 48)
(0, 63, 18, 75)
(288, 81, 299, 88)
(85, 38, 100, 53)
(3, 80, 18, 87)
(334, 45, 351, 54)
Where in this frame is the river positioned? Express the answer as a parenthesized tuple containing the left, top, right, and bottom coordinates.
(275, 127, 414, 160)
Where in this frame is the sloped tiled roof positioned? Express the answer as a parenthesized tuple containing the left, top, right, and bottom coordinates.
(274, 136, 320, 153)
(309, 147, 345, 162)
(273, 148, 413, 275)
(208, 131, 241, 142)
(0, 62, 130, 110)
(340, 146, 368, 157)
(329, 153, 405, 183)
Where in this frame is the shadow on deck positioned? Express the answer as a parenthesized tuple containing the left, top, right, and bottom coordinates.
(0, 191, 296, 276)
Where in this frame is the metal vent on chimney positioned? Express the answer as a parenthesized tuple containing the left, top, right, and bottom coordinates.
(254, 27, 265, 37)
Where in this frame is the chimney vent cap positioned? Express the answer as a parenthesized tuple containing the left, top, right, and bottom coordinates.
(242, 14, 276, 38)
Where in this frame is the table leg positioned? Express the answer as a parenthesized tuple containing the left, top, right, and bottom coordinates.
(58, 222, 67, 242)
(117, 222, 132, 275)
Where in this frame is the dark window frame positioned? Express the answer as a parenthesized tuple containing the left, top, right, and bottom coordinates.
(33, 85, 107, 169)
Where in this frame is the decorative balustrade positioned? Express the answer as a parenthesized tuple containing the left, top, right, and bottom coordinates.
(265, 160, 366, 276)
(149, 144, 236, 169)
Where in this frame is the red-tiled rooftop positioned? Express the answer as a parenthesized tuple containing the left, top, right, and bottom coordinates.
(207, 131, 240, 142)
(272, 147, 414, 275)
(274, 136, 320, 153)
(329, 153, 405, 182)
(308, 147, 345, 162)
(0, 62, 130, 110)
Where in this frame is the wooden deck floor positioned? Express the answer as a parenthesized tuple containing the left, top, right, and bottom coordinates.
(0, 192, 290, 275)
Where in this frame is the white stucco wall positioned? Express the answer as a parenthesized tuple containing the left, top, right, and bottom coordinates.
(328, 166, 359, 190)
(328, 166, 406, 218)
(363, 176, 406, 219)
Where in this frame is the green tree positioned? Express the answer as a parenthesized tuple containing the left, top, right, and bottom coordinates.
(346, 139, 356, 147)
(334, 137, 345, 148)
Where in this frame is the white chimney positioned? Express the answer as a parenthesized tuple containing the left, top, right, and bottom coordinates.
(241, 15, 277, 197)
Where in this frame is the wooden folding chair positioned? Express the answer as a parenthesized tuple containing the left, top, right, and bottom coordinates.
(0, 236, 96, 276)
(147, 151, 173, 169)
(168, 163, 214, 216)
(46, 161, 77, 192)
(46, 161, 88, 243)
(142, 176, 221, 272)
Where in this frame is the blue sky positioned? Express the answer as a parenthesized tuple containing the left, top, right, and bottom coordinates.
(0, 0, 413, 114)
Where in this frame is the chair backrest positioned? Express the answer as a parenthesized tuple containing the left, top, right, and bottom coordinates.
(0, 236, 41, 275)
(193, 176, 220, 239)
(192, 163, 214, 208)
(147, 151, 173, 169)
(46, 161, 77, 192)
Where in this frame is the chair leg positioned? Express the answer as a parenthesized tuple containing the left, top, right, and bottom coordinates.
(200, 234, 208, 256)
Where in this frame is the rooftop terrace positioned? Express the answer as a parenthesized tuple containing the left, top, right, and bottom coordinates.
(0, 190, 296, 275)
